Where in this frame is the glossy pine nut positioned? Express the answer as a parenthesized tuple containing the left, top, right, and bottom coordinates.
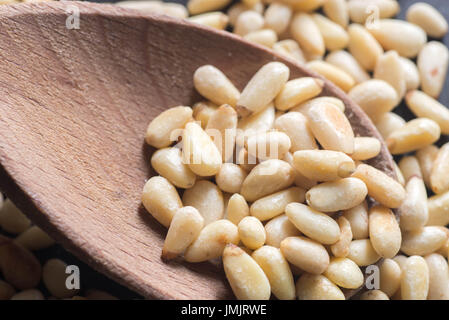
(306, 102, 355, 153)
(162, 207, 204, 260)
(226, 193, 249, 225)
(359, 290, 389, 300)
(368, 19, 427, 58)
(234, 10, 264, 36)
(293, 96, 346, 115)
(379, 258, 402, 297)
(182, 180, 224, 225)
(240, 159, 295, 202)
(187, 0, 231, 15)
(189, 12, 229, 30)
(0, 279, 15, 300)
(306, 61, 355, 92)
(252, 246, 295, 300)
(386, 118, 441, 155)
(238, 216, 266, 250)
(351, 137, 381, 161)
(417, 145, 439, 188)
(206, 104, 238, 162)
(325, 50, 370, 84)
(406, 91, 449, 135)
(296, 273, 345, 300)
(274, 112, 318, 152)
(425, 253, 449, 300)
(401, 226, 447, 256)
(290, 13, 325, 58)
(374, 51, 406, 100)
(237, 62, 289, 117)
(306, 178, 368, 213)
(151, 147, 196, 189)
(348, 80, 398, 122)
(417, 41, 449, 98)
(399, 57, 421, 91)
(352, 164, 406, 208)
(331, 216, 353, 258)
(348, 0, 399, 24)
(184, 219, 239, 262)
(280, 236, 330, 274)
(237, 103, 275, 145)
(275, 77, 323, 111)
(286, 203, 340, 245)
(324, 257, 364, 289)
(430, 143, 449, 194)
(182, 122, 222, 176)
(406, 2, 448, 38)
(401, 256, 429, 300)
(348, 24, 383, 71)
(427, 190, 449, 226)
(323, 0, 348, 27)
(283, 152, 317, 190)
(145, 106, 192, 148)
(142, 176, 182, 228)
(264, 214, 301, 248)
(10, 289, 44, 300)
(343, 202, 368, 240)
(216, 163, 247, 194)
(192, 101, 218, 128)
(0, 199, 31, 234)
(368, 205, 401, 258)
(347, 239, 381, 267)
(42, 259, 79, 298)
(398, 156, 423, 183)
(245, 131, 291, 160)
(312, 13, 349, 51)
(116, 1, 188, 19)
(14, 226, 55, 251)
(250, 187, 305, 222)
(244, 29, 278, 48)
(223, 244, 271, 300)
(272, 40, 307, 64)
(399, 176, 428, 232)
(264, 2, 292, 35)
(374, 112, 406, 140)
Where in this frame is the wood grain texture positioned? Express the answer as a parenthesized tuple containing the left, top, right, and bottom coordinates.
(0, 1, 394, 299)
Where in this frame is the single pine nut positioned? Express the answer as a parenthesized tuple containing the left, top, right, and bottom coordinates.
(264, 2, 292, 35)
(142, 176, 182, 228)
(290, 13, 325, 58)
(280, 236, 330, 274)
(374, 51, 406, 100)
(0, 199, 31, 235)
(286, 202, 340, 245)
(237, 62, 289, 117)
(283, 152, 317, 190)
(331, 216, 353, 258)
(306, 178, 368, 213)
(264, 214, 301, 248)
(275, 77, 324, 111)
(237, 103, 275, 146)
(399, 176, 428, 232)
(245, 131, 291, 161)
(347, 24, 383, 71)
(272, 39, 306, 64)
(10, 289, 44, 300)
(162, 206, 204, 260)
(398, 156, 423, 183)
(324, 257, 364, 289)
(116, 1, 188, 19)
(227, 2, 264, 26)
(393, 161, 406, 186)
(295, 274, 345, 300)
(192, 101, 218, 128)
(425, 253, 449, 300)
(427, 190, 449, 226)
(401, 226, 447, 256)
(374, 112, 406, 140)
(184, 219, 239, 262)
(417, 41, 449, 98)
(240, 159, 295, 202)
(0, 279, 15, 300)
(343, 202, 369, 240)
(368, 205, 401, 258)
(351, 137, 381, 161)
(417, 145, 439, 188)
(145, 106, 193, 148)
(399, 57, 421, 91)
(325, 50, 370, 84)
(187, 0, 231, 15)
(379, 258, 402, 297)
(386, 118, 441, 155)
(430, 143, 449, 194)
(306, 61, 355, 92)
(206, 104, 238, 162)
(182, 180, 224, 225)
(401, 256, 429, 300)
(223, 244, 271, 300)
(406, 2, 448, 38)
(306, 102, 355, 153)
(234, 10, 264, 36)
(194, 65, 240, 108)
(347, 239, 381, 267)
(292, 96, 346, 114)
(368, 19, 427, 58)
(189, 12, 229, 30)
(359, 290, 389, 300)
(250, 187, 305, 222)
(14, 226, 55, 251)
(43, 259, 79, 299)
(238, 216, 266, 250)
(243, 29, 278, 48)
(312, 13, 349, 51)
(348, 0, 399, 24)
(352, 164, 406, 208)
(274, 112, 318, 152)
(323, 0, 348, 27)
(348, 80, 398, 122)
(252, 246, 295, 300)
(216, 163, 247, 194)
(226, 193, 249, 225)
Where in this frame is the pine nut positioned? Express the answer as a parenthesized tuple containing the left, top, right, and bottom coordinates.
(401, 226, 447, 256)
(182, 180, 224, 225)
(331, 216, 353, 258)
(351, 137, 381, 161)
(234, 10, 264, 36)
(323, 0, 348, 28)
(425, 253, 449, 300)
(417, 41, 449, 98)
(272, 39, 306, 64)
(430, 143, 449, 194)
(145, 106, 193, 148)
(374, 50, 406, 100)
(243, 29, 278, 48)
(0, 279, 15, 300)
(401, 256, 429, 300)
(265, 214, 301, 248)
(187, 0, 231, 15)
(252, 245, 295, 300)
(216, 163, 247, 194)
(227, 2, 264, 26)
(192, 101, 218, 128)
(226, 193, 249, 225)
(238, 216, 266, 250)
(324, 257, 364, 289)
(348, 0, 399, 24)
(43, 259, 79, 299)
(436, 227, 449, 258)
(416, 144, 438, 191)
(399, 57, 421, 91)
(386, 118, 441, 155)
(379, 258, 402, 297)
(393, 161, 406, 186)
(368, 205, 401, 258)
(312, 13, 349, 51)
(307, 61, 355, 92)
(283, 152, 317, 190)
(290, 13, 325, 58)
(245, 131, 291, 160)
(280, 236, 330, 274)
(296, 273, 345, 300)
(398, 156, 422, 183)
(184, 219, 239, 262)
(162, 206, 204, 260)
(275, 77, 324, 111)
(427, 190, 449, 226)
(274, 112, 318, 152)
(223, 244, 271, 300)
(0, 199, 31, 235)
(359, 290, 389, 300)
(237, 103, 275, 146)
(399, 176, 428, 232)
(347, 239, 380, 266)
(237, 62, 289, 117)
(348, 24, 383, 71)
(142, 176, 182, 228)
(406, 2, 448, 38)
(286, 202, 340, 245)
(14, 226, 55, 251)
(264, 2, 292, 35)
(374, 112, 406, 140)
(325, 50, 370, 84)
(292, 96, 346, 115)
(117, 1, 188, 19)
(206, 104, 238, 162)
(10, 289, 44, 300)
(189, 12, 229, 30)
(343, 202, 369, 240)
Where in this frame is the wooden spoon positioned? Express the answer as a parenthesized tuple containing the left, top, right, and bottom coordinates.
(0, 1, 395, 299)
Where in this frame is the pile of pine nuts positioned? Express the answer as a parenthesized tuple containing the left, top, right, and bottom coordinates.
(135, 0, 449, 300)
